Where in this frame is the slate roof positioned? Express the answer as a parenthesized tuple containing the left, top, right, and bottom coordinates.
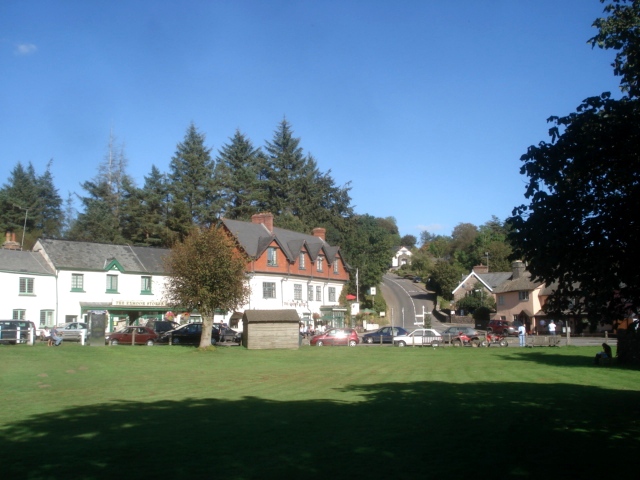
(34, 239, 170, 274)
(243, 309, 301, 323)
(493, 271, 542, 293)
(477, 272, 513, 289)
(221, 218, 343, 265)
(0, 249, 55, 275)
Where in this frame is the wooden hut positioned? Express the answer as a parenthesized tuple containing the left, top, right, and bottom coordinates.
(242, 309, 301, 350)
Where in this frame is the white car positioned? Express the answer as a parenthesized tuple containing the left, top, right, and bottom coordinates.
(394, 328, 442, 347)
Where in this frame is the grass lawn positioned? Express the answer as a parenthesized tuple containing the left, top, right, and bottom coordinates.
(1, 343, 639, 480)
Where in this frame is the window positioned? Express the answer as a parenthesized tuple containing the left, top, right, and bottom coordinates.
(316, 256, 324, 272)
(40, 310, 54, 327)
(513, 315, 518, 322)
(328, 287, 336, 302)
(294, 284, 302, 300)
(13, 309, 26, 320)
(308, 285, 314, 301)
(263, 282, 276, 299)
(106, 274, 119, 293)
(333, 262, 339, 274)
(498, 295, 505, 306)
(71, 274, 84, 292)
(518, 291, 529, 301)
(316, 286, 322, 301)
(267, 247, 278, 266)
(19, 277, 34, 295)
(141, 276, 152, 294)
(299, 253, 306, 269)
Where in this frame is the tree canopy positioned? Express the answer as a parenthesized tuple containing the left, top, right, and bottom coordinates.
(509, 0, 640, 320)
(163, 225, 250, 348)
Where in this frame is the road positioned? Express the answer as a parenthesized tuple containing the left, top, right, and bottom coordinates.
(381, 273, 442, 330)
(380, 272, 616, 347)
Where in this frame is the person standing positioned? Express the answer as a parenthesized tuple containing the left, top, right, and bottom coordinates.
(548, 320, 556, 336)
(518, 323, 527, 347)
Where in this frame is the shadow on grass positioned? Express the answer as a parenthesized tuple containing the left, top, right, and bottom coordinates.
(2, 381, 639, 479)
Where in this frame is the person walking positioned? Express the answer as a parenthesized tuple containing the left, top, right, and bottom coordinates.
(518, 322, 527, 347)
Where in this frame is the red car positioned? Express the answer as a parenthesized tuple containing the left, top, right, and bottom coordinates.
(107, 326, 159, 346)
(310, 328, 359, 347)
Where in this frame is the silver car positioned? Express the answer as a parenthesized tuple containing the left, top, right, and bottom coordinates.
(57, 322, 89, 340)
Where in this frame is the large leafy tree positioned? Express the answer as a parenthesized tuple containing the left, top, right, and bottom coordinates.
(163, 225, 250, 348)
(215, 130, 266, 220)
(168, 123, 218, 234)
(509, 0, 640, 320)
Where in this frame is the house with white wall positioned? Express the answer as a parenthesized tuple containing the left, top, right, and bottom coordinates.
(1, 213, 350, 333)
(391, 246, 412, 269)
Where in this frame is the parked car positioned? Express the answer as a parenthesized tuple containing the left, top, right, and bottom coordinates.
(413, 277, 422, 283)
(310, 328, 359, 346)
(145, 319, 180, 335)
(215, 325, 242, 343)
(0, 320, 36, 344)
(486, 320, 518, 336)
(440, 326, 485, 345)
(159, 322, 220, 346)
(362, 326, 409, 344)
(107, 326, 159, 346)
(394, 328, 442, 347)
(57, 322, 89, 341)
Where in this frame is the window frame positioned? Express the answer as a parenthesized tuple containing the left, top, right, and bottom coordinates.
(299, 253, 306, 270)
(518, 291, 529, 301)
(316, 256, 324, 272)
(40, 310, 55, 327)
(141, 275, 152, 294)
(308, 285, 314, 301)
(316, 285, 322, 302)
(13, 309, 26, 320)
(19, 277, 34, 295)
(293, 283, 303, 301)
(333, 262, 339, 274)
(106, 274, 119, 293)
(71, 273, 85, 292)
(267, 247, 278, 267)
(263, 281, 276, 299)
(328, 287, 336, 302)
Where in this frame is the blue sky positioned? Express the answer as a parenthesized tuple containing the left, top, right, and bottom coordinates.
(0, 0, 622, 239)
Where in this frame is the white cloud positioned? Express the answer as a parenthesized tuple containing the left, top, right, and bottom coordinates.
(15, 43, 37, 55)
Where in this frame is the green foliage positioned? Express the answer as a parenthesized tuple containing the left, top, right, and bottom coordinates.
(400, 234, 417, 248)
(510, 1, 640, 319)
(215, 129, 266, 221)
(472, 306, 492, 324)
(0, 161, 63, 247)
(168, 123, 218, 232)
(163, 225, 250, 348)
(429, 261, 464, 301)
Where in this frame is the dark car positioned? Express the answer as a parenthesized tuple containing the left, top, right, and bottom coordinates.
(107, 326, 159, 346)
(159, 322, 220, 346)
(215, 325, 242, 343)
(145, 319, 180, 335)
(310, 328, 359, 347)
(486, 320, 518, 336)
(0, 320, 36, 344)
(362, 326, 410, 344)
(440, 326, 485, 345)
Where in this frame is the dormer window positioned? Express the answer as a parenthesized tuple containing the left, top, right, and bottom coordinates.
(316, 256, 324, 272)
(299, 252, 306, 269)
(267, 247, 278, 266)
(333, 262, 339, 274)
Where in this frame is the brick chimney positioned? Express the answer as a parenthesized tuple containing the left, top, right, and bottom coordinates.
(251, 213, 274, 232)
(3, 231, 20, 250)
(512, 260, 526, 279)
(473, 264, 488, 274)
(312, 227, 326, 241)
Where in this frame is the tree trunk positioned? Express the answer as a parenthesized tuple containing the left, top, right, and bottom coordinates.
(199, 315, 215, 348)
